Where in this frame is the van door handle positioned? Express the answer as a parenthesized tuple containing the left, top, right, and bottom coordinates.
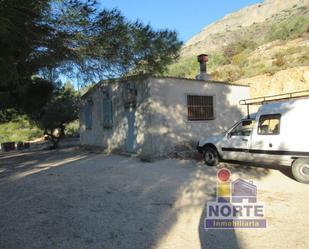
(242, 138, 248, 142)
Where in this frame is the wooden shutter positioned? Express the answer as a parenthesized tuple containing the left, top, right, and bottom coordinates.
(85, 104, 92, 129)
(102, 98, 113, 128)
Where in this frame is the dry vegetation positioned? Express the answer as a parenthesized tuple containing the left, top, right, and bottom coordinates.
(165, 9, 309, 83)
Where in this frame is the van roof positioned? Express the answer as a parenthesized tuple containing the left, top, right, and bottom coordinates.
(258, 98, 309, 115)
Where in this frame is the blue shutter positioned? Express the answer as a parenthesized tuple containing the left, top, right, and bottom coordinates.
(102, 98, 113, 128)
(85, 104, 92, 129)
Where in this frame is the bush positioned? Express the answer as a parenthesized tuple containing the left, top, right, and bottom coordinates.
(166, 52, 228, 79)
(266, 16, 309, 42)
(298, 54, 309, 64)
(210, 70, 220, 80)
(165, 56, 198, 78)
(223, 40, 257, 63)
(0, 115, 42, 143)
(242, 63, 268, 78)
(208, 52, 228, 69)
(272, 53, 286, 67)
(213, 65, 243, 82)
(231, 49, 250, 67)
(65, 120, 80, 137)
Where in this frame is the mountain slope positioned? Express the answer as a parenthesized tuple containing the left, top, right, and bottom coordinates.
(181, 0, 309, 58)
(236, 65, 309, 97)
(165, 0, 309, 97)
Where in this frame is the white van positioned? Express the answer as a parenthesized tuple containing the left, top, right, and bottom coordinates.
(197, 97, 309, 184)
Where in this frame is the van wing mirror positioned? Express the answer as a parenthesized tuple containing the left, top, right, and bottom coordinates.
(242, 120, 252, 126)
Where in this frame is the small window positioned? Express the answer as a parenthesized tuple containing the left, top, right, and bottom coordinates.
(187, 95, 214, 121)
(258, 114, 281, 135)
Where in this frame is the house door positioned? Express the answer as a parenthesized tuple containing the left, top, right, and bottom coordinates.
(125, 107, 137, 153)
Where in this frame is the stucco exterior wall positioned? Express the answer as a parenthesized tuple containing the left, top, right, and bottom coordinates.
(80, 79, 152, 157)
(80, 77, 250, 159)
(148, 77, 250, 157)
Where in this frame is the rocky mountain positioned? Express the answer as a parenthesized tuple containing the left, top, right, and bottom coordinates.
(236, 65, 309, 97)
(165, 0, 309, 97)
(181, 0, 309, 58)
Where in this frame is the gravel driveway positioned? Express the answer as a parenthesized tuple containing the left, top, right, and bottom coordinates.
(0, 147, 308, 249)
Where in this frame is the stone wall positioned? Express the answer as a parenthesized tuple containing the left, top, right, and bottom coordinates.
(147, 77, 250, 157)
(79, 78, 152, 158)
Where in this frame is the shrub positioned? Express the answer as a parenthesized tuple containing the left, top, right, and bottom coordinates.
(0, 115, 42, 143)
(298, 54, 309, 64)
(242, 63, 268, 78)
(214, 65, 243, 82)
(223, 40, 257, 64)
(65, 120, 80, 137)
(165, 56, 198, 78)
(210, 70, 220, 80)
(266, 16, 309, 42)
(165, 51, 230, 79)
(208, 52, 228, 69)
(272, 53, 286, 67)
(231, 50, 250, 67)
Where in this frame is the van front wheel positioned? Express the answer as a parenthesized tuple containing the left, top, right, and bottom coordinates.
(203, 147, 219, 166)
(292, 158, 309, 184)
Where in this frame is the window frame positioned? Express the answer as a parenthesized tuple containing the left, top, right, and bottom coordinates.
(257, 114, 281, 136)
(186, 94, 215, 121)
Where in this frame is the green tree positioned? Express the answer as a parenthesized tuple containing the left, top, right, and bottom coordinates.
(0, 0, 182, 113)
(37, 84, 79, 148)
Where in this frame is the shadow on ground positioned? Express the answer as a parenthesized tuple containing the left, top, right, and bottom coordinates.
(198, 161, 271, 249)
(0, 148, 277, 249)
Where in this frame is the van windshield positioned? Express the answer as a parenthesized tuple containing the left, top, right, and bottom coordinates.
(229, 119, 255, 136)
(221, 121, 241, 135)
(221, 113, 256, 135)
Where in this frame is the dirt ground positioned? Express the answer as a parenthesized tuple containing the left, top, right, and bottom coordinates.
(0, 147, 309, 249)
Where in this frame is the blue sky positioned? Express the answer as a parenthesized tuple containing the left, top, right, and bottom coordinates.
(100, 0, 262, 42)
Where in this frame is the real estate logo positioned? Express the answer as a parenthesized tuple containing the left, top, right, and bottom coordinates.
(204, 168, 267, 229)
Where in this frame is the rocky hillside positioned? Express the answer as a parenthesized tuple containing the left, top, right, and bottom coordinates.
(181, 0, 309, 57)
(165, 0, 309, 97)
(236, 66, 309, 97)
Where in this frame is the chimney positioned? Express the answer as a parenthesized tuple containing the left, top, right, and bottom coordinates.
(196, 54, 210, 81)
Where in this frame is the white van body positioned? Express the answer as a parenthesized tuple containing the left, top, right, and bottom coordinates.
(197, 98, 309, 169)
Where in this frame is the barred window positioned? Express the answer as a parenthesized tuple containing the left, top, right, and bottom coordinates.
(187, 95, 214, 121)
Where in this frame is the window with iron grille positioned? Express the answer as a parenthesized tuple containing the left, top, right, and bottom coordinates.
(187, 95, 214, 121)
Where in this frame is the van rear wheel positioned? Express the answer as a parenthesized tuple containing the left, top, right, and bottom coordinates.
(292, 158, 309, 184)
(203, 147, 219, 166)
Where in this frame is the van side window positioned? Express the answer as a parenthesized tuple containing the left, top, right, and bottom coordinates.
(258, 114, 281, 135)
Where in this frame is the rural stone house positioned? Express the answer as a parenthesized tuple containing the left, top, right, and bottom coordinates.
(80, 55, 249, 159)
(80, 78, 249, 159)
